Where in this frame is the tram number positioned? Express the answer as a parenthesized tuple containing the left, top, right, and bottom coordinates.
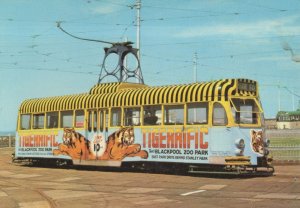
(184, 150, 193, 155)
(94, 144, 101, 152)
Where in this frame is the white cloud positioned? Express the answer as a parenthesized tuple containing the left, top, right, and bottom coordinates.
(91, 5, 119, 15)
(175, 15, 300, 38)
(250, 55, 290, 62)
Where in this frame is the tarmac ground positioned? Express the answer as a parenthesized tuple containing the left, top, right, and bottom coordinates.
(0, 147, 299, 208)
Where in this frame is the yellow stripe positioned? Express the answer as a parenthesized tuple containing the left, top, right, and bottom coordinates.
(214, 80, 223, 101)
(139, 88, 147, 105)
(118, 91, 126, 106)
(191, 83, 201, 102)
(165, 86, 171, 103)
(128, 90, 136, 106)
(186, 83, 198, 102)
(40, 98, 48, 113)
(44, 98, 51, 112)
(172, 85, 182, 103)
(227, 79, 236, 98)
(28, 99, 36, 113)
(221, 79, 231, 101)
(21, 99, 32, 113)
(207, 82, 216, 101)
(182, 85, 190, 103)
(144, 87, 154, 105)
(158, 86, 167, 104)
(202, 83, 210, 101)
(176, 84, 185, 103)
(124, 90, 131, 106)
(115, 92, 122, 107)
(149, 88, 158, 105)
(132, 89, 139, 106)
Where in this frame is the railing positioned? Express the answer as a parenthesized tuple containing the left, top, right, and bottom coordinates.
(0, 136, 15, 148)
(269, 144, 300, 161)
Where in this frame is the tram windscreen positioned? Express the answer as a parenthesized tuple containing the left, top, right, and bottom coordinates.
(231, 98, 262, 125)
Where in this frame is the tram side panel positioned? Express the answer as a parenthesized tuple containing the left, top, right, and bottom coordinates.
(15, 126, 265, 167)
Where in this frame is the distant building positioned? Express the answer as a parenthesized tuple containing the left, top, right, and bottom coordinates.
(276, 109, 300, 129)
(264, 118, 277, 129)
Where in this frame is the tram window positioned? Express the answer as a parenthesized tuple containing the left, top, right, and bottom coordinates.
(213, 103, 228, 126)
(143, 105, 161, 126)
(164, 105, 184, 125)
(105, 111, 109, 129)
(61, 111, 73, 128)
(46, 112, 58, 128)
(88, 111, 92, 131)
(100, 111, 104, 131)
(187, 103, 208, 125)
(231, 98, 260, 124)
(33, 114, 45, 129)
(124, 107, 141, 126)
(99, 110, 109, 131)
(111, 108, 121, 126)
(20, 114, 31, 130)
(93, 111, 98, 131)
(75, 110, 84, 128)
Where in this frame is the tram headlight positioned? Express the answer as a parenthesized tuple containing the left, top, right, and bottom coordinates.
(264, 149, 269, 156)
(235, 138, 245, 149)
(264, 138, 270, 147)
(235, 149, 244, 156)
(235, 138, 245, 156)
(263, 138, 270, 156)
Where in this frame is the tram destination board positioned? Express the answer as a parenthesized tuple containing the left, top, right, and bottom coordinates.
(237, 79, 257, 93)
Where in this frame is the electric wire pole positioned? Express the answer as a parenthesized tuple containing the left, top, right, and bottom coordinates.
(278, 85, 281, 111)
(136, 0, 141, 83)
(193, 52, 198, 82)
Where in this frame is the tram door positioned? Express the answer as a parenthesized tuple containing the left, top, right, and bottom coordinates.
(87, 109, 108, 160)
(209, 102, 232, 154)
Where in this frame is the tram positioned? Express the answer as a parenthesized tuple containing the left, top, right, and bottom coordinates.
(15, 78, 274, 175)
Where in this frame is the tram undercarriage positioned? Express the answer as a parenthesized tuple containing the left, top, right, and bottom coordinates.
(12, 153, 274, 177)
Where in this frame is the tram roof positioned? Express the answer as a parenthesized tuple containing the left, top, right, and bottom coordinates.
(19, 78, 257, 114)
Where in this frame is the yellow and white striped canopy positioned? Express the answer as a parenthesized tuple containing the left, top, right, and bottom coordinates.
(19, 79, 257, 114)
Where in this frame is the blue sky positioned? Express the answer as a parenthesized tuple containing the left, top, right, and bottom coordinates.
(0, 0, 300, 131)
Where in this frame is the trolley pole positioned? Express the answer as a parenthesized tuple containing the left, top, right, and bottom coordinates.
(136, 0, 141, 83)
(193, 52, 198, 123)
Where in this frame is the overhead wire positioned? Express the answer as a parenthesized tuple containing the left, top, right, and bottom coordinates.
(2, 1, 299, 79)
(143, 34, 300, 47)
(243, 1, 289, 12)
(142, 48, 300, 64)
(0, 65, 99, 75)
(119, 20, 136, 40)
(283, 87, 300, 98)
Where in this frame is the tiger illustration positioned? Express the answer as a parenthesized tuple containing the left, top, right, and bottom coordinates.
(251, 130, 264, 154)
(100, 127, 148, 161)
(53, 127, 148, 161)
(53, 128, 92, 160)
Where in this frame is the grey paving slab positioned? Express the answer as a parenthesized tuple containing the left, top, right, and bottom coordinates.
(18, 201, 51, 208)
(43, 189, 103, 200)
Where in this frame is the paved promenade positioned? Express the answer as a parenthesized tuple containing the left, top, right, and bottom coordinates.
(0, 148, 299, 208)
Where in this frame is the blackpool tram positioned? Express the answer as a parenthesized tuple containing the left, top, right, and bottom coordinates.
(14, 27, 273, 175)
(15, 78, 274, 175)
